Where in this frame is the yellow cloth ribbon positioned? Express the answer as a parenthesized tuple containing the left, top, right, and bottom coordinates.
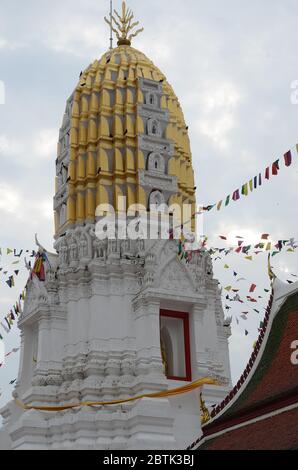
(15, 377, 217, 412)
(33, 257, 43, 274)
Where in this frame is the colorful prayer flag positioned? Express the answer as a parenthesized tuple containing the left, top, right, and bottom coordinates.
(284, 150, 292, 167)
(272, 160, 279, 175)
(232, 189, 240, 201)
(258, 173, 262, 186)
(241, 183, 248, 196)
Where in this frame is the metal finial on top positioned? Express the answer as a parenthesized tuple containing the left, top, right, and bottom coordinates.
(104, 1, 144, 47)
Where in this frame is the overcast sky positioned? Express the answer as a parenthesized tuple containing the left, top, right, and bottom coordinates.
(1, 0, 298, 410)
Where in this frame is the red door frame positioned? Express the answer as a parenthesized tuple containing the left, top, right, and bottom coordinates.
(160, 309, 192, 382)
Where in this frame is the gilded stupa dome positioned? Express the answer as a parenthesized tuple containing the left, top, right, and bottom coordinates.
(54, 2, 196, 238)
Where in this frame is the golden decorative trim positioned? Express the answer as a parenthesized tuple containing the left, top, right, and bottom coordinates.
(15, 378, 218, 412)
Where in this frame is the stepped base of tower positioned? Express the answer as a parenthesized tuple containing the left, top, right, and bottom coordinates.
(1, 397, 174, 450)
(0, 382, 229, 450)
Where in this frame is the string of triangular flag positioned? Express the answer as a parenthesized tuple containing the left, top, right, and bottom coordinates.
(0, 248, 36, 288)
(0, 291, 26, 339)
(218, 259, 271, 331)
(176, 230, 296, 337)
(201, 146, 297, 213)
(209, 234, 297, 264)
(172, 144, 298, 232)
(0, 348, 20, 369)
(176, 231, 297, 266)
(218, 254, 286, 337)
(0, 248, 36, 257)
(0, 250, 49, 339)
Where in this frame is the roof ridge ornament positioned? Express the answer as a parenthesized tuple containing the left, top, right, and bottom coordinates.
(104, 1, 144, 47)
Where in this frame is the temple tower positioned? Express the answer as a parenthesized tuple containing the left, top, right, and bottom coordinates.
(0, 2, 232, 450)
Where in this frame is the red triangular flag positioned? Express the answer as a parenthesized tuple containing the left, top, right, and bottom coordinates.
(249, 283, 257, 293)
(272, 160, 279, 176)
(284, 150, 292, 167)
(232, 190, 240, 201)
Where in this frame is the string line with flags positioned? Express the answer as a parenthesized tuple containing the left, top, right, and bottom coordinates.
(218, 261, 271, 334)
(0, 250, 49, 338)
(175, 230, 295, 336)
(0, 248, 35, 288)
(202, 145, 297, 214)
(208, 235, 297, 263)
(0, 292, 25, 338)
(0, 348, 20, 369)
(176, 231, 297, 266)
(172, 144, 298, 230)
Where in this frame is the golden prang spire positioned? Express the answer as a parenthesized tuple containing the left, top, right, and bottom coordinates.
(104, 1, 144, 47)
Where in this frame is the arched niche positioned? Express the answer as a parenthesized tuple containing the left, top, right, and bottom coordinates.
(145, 91, 158, 107)
(147, 118, 162, 138)
(148, 190, 165, 211)
(147, 152, 165, 173)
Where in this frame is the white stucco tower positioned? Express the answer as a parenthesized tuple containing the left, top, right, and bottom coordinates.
(0, 3, 232, 450)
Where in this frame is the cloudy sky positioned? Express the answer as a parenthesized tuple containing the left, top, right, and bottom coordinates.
(1, 0, 298, 410)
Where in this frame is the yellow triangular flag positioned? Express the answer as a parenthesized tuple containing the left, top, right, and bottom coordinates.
(225, 286, 232, 292)
(224, 264, 229, 269)
(7, 248, 13, 255)
(266, 242, 272, 251)
(217, 200, 223, 211)
(242, 183, 248, 196)
(268, 253, 276, 282)
(245, 256, 253, 261)
(287, 248, 294, 253)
